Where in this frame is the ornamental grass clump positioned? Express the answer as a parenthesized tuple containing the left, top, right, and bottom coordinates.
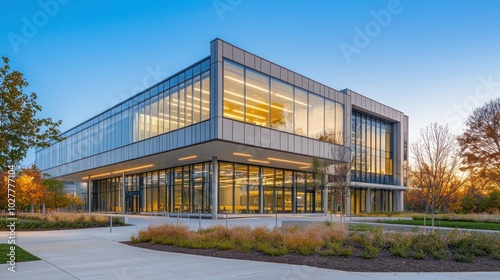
(283, 224, 327, 255)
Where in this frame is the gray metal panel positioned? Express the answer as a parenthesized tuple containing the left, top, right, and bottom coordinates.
(314, 82, 320, 95)
(222, 118, 232, 141)
(244, 123, 255, 145)
(301, 138, 307, 154)
(222, 41, 233, 60)
(254, 57, 261, 72)
(313, 140, 320, 157)
(185, 127, 192, 146)
(287, 70, 294, 84)
(244, 52, 254, 68)
(254, 126, 261, 146)
(261, 60, 271, 75)
(270, 130, 280, 149)
(233, 121, 244, 143)
(232, 47, 244, 64)
(294, 137, 301, 154)
(319, 141, 325, 158)
(308, 139, 314, 155)
(294, 73, 301, 88)
(280, 68, 287, 81)
(280, 132, 288, 151)
(261, 127, 271, 148)
(270, 63, 280, 78)
(288, 134, 294, 152)
(303, 77, 309, 91)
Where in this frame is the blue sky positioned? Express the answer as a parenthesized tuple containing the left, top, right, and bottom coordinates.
(1, 0, 500, 166)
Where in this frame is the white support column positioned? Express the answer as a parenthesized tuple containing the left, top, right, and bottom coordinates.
(259, 168, 264, 214)
(122, 172, 126, 216)
(366, 188, 371, 213)
(211, 156, 218, 219)
(87, 178, 91, 213)
(323, 174, 328, 216)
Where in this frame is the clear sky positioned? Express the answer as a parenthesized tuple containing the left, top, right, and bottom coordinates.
(1, 0, 500, 166)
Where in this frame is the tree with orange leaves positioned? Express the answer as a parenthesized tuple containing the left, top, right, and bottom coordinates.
(14, 165, 47, 212)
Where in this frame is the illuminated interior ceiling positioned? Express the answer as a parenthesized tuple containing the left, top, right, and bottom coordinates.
(59, 140, 323, 182)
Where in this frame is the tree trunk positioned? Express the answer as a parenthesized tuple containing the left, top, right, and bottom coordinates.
(423, 203, 428, 234)
(431, 205, 435, 232)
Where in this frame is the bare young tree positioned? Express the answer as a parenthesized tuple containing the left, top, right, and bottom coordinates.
(311, 132, 353, 224)
(457, 98, 500, 189)
(329, 143, 353, 224)
(411, 123, 464, 232)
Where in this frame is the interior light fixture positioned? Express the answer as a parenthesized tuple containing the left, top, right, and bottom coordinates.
(112, 164, 154, 174)
(299, 166, 312, 169)
(179, 155, 197, 161)
(248, 159, 270, 164)
(268, 157, 311, 165)
(233, 152, 251, 157)
(81, 172, 112, 180)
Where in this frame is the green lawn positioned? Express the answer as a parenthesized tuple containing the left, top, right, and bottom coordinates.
(378, 219, 500, 230)
(0, 244, 40, 262)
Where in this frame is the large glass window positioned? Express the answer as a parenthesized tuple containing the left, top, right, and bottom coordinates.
(308, 93, 324, 139)
(351, 110, 394, 185)
(35, 59, 211, 171)
(170, 87, 179, 130)
(294, 88, 308, 136)
(219, 162, 234, 213)
(222, 59, 344, 144)
(193, 77, 202, 123)
(223, 60, 245, 121)
(245, 69, 269, 126)
(270, 79, 293, 133)
(201, 72, 210, 121)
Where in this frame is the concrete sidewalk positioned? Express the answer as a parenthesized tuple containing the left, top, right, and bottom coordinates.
(1, 215, 499, 279)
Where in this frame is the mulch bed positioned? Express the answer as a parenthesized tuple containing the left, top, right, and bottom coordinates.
(123, 242, 500, 272)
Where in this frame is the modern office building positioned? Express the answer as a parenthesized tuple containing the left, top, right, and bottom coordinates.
(36, 39, 409, 218)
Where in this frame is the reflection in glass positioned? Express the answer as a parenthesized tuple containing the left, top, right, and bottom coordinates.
(245, 69, 269, 126)
(271, 79, 293, 133)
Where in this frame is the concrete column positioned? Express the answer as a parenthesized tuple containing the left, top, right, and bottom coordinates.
(87, 178, 91, 213)
(395, 190, 404, 211)
(122, 172, 126, 215)
(366, 188, 371, 213)
(259, 167, 264, 214)
(211, 156, 218, 219)
(323, 174, 328, 216)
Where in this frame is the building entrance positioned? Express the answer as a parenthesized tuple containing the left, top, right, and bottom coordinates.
(125, 191, 140, 213)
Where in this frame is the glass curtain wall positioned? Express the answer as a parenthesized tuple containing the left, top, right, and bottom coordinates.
(92, 161, 324, 214)
(36, 59, 211, 171)
(351, 110, 394, 185)
(223, 59, 344, 144)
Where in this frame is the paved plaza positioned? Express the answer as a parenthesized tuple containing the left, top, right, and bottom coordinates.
(1, 214, 499, 279)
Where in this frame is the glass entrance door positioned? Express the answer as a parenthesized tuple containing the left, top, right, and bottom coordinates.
(125, 191, 140, 213)
(305, 191, 313, 213)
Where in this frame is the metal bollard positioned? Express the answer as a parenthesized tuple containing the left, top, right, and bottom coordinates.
(226, 212, 228, 228)
(110, 215, 112, 233)
(198, 210, 201, 230)
(275, 212, 278, 228)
